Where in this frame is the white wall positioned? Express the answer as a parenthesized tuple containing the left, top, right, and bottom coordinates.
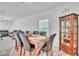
(11, 16, 39, 31)
(0, 20, 13, 30)
(12, 3, 79, 53)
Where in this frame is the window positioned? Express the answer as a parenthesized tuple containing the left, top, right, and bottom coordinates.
(39, 19, 49, 36)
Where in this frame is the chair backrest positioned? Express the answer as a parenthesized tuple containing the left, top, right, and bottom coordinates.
(39, 31, 46, 36)
(26, 31, 30, 34)
(9, 32, 14, 38)
(2, 30, 9, 36)
(19, 31, 24, 34)
(13, 32, 23, 47)
(13, 30, 23, 34)
(0, 31, 2, 36)
(33, 31, 39, 35)
(47, 33, 56, 51)
(19, 33, 31, 51)
(0, 30, 9, 37)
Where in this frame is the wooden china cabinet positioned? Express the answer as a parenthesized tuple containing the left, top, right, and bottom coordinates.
(59, 13, 78, 55)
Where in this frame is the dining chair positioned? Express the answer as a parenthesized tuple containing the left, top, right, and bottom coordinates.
(33, 31, 39, 35)
(41, 33, 56, 56)
(26, 31, 35, 48)
(14, 32, 23, 47)
(2, 30, 9, 37)
(9, 32, 14, 38)
(13, 30, 23, 34)
(26, 31, 30, 34)
(13, 32, 23, 56)
(39, 31, 46, 36)
(0, 31, 2, 40)
(19, 33, 34, 56)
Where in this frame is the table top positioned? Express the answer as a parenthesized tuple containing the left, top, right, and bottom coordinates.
(32, 35, 47, 40)
(28, 35, 49, 45)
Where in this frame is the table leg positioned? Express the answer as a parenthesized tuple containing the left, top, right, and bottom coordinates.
(21, 48, 25, 56)
(35, 45, 39, 56)
(35, 44, 41, 56)
(35, 41, 46, 56)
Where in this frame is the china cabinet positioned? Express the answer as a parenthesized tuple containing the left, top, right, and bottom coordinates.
(59, 13, 78, 55)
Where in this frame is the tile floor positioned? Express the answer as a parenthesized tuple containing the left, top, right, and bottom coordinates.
(0, 37, 72, 56)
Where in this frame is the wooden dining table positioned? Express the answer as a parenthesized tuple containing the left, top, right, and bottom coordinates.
(28, 35, 49, 56)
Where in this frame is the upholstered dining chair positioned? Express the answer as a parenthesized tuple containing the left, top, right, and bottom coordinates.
(33, 31, 39, 35)
(26, 31, 35, 49)
(19, 33, 34, 56)
(0, 31, 2, 40)
(26, 31, 30, 34)
(9, 32, 14, 38)
(39, 31, 46, 36)
(13, 32, 23, 56)
(41, 33, 56, 56)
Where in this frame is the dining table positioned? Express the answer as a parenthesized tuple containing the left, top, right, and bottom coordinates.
(13, 33, 49, 56)
(28, 35, 49, 56)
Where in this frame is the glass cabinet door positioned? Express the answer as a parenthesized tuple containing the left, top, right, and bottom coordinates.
(73, 19, 78, 48)
(60, 18, 66, 44)
(65, 17, 71, 47)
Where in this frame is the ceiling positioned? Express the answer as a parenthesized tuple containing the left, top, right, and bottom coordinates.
(0, 2, 66, 21)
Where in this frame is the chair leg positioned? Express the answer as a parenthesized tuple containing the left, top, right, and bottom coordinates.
(15, 40, 18, 52)
(38, 51, 41, 56)
(15, 39, 17, 49)
(30, 51, 31, 56)
(21, 48, 25, 56)
(46, 51, 48, 56)
(16, 44, 19, 55)
(1, 36, 2, 40)
(17, 44, 19, 52)
(50, 50, 53, 56)
(20, 47, 22, 56)
(22, 49, 25, 56)
(46, 50, 53, 56)
(24, 49, 25, 56)
(17, 46, 22, 56)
